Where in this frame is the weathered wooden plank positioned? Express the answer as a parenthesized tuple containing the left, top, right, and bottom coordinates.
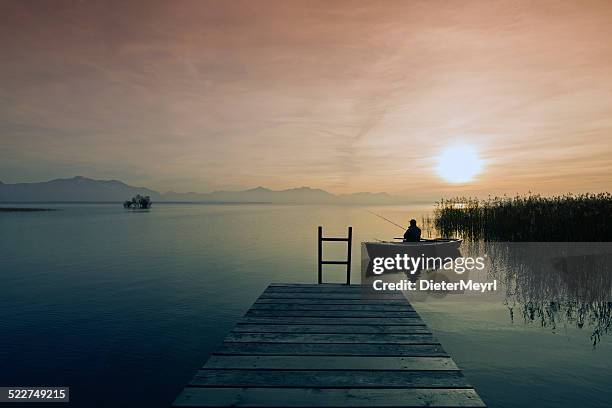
(191, 369, 470, 388)
(233, 324, 429, 334)
(173, 283, 486, 408)
(238, 316, 425, 325)
(247, 309, 418, 317)
(256, 297, 409, 305)
(270, 283, 352, 287)
(260, 293, 405, 300)
(224, 332, 437, 344)
(251, 303, 414, 311)
(173, 387, 486, 407)
(203, 355, 459, 370)
(215, 342, 448, 356)
(265, 286, 364, 293)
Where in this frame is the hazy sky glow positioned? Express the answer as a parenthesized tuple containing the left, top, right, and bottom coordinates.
(1, 0, 611, 198)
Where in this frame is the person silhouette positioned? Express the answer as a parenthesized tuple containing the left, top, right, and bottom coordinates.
(403, 219, 421, 242)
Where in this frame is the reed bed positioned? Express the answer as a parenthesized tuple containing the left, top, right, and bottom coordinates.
(433, 193, 612, 241)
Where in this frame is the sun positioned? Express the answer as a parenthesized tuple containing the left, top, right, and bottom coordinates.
(435, 144, 484, 183)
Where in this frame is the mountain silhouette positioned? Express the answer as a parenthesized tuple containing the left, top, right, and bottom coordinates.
(0, 176, 408, 204)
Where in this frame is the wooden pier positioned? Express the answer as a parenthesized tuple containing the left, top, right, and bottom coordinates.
(173, 283, 486, 407)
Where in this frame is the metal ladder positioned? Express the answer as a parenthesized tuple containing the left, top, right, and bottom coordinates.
(317, 226, 352, 284)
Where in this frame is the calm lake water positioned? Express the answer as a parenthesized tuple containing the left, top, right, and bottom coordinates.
(1, 204, 611, 407)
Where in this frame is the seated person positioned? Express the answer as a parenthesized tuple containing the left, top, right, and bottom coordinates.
(403, 219, 421, 242)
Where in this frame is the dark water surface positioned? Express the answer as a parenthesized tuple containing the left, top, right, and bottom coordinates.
(1, 204, 610, 407)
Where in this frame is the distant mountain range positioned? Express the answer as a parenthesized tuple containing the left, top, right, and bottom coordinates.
(0, 176, 409, 204)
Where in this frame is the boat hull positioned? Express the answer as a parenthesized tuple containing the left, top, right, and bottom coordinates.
(364, 239, 462, 258)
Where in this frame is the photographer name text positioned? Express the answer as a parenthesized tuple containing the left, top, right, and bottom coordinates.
(372, 279, 497, 292)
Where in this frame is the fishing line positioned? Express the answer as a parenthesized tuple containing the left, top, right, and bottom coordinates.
(366, 210, 406, 231)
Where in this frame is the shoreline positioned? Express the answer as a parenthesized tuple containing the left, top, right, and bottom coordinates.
(0, 208, 57, 212)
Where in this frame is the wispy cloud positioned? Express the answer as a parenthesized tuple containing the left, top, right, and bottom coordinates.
(1, 0, 611, 196)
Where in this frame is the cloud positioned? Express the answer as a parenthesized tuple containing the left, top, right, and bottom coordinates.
(0, 0, 611, 196)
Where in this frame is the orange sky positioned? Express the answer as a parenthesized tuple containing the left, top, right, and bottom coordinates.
(1, 0, 611, 198)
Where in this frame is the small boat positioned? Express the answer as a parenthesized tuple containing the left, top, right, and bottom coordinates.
(364, 238, 462, 259)
(362, 210, 461, 258)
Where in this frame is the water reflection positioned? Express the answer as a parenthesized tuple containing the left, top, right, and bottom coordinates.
(361, 240, 612, 346)
(470, 242, 612, 346)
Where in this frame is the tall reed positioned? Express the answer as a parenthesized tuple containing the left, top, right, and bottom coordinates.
(433, 193, 612, 241)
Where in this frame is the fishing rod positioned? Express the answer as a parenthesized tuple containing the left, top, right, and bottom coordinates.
(366, 210, 406, 231)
